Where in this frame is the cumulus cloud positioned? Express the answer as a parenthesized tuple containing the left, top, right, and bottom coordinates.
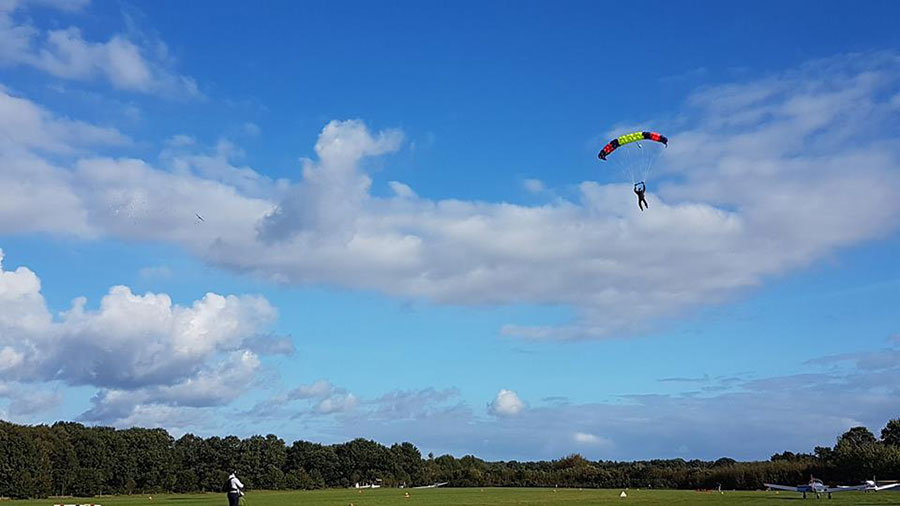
(0, 1, 199, 97)
(316, 393, 358, 414)
(87, 403, 219, 435)
(0, 90, 274, 241)
(489, 389, 524, 416)
(369, 388, 461, 421)
(306, 346, 900, 461)
(0, 249, 279, 425)
(573, 432, 610, 446)
(244, 386, 457, 431)
(260, 379, 360, 416)
(210, 54, 900, 339)
(2, 54, 899, 340)
(226, 345, 900, 460)
(289, 379, 337, 400)
(0, 87, 129, 153)
(161, 138, 287, 198)
(0, 381, 62, 421)
(256, 119, 404, 242)
(388, 181, 416, 199)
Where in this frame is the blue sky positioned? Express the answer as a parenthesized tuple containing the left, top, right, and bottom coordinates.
(0, 0, 899, 462)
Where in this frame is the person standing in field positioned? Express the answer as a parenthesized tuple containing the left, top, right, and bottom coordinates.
(226, 471, 244, 506)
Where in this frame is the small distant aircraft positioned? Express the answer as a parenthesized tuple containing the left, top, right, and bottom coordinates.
(413, 482, 448, 489)
(764, 476, 865, 499)
(858, 477, 900, 492)
(195, 213, 205, 222)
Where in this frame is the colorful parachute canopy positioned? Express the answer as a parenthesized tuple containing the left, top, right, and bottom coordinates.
(597, 131, 668, 160)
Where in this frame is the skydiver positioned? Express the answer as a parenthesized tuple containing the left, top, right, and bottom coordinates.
(633, 181, 649, 211)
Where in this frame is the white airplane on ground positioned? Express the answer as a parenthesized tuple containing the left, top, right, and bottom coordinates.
(413, 482, 448, 489)
(858, 478, 900, 492)
(764, 476, 865, 499)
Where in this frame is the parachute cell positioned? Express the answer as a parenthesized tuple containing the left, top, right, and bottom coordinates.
(597, 131, 668, 161)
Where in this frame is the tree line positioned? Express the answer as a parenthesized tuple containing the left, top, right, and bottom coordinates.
(1, 418, 899, 498)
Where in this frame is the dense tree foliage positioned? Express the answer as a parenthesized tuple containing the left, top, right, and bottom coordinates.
(1, 418, 899, 498)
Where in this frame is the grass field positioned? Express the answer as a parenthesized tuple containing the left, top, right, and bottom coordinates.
(5, 488, 900, 506)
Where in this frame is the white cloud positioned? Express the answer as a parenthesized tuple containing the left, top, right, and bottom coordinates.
(388, 181, 416, 199)
(257, 119, 404, 242)
(0, 89, 126, 237)
(87, 403, 219, 434)
(166, 134, 195, 147)
(8, 388, 61, 415)
(0, 346, 24, 370)
(316, 393, 358, 414)
(573, 432, 610, 446)
(2, 54, 899, 340)
(0, 249, 279, 425)
(0, 381, 62, 421)
(369, 388, 460, 421)
(215, 56, 900, 339)
(0, 90, 274, 241)
(160, 137, 286, 198)
(523, 178, 545, 194)
(314, 347, 900, 461)
(489, 389, 524, 416)
(289, 379, 336, 400)
(0, 87, 129, 153)
(0, 1, 199, 98)
(282, 379, 359, 415)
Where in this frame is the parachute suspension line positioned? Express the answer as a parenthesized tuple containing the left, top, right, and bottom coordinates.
(598, 131, 668, 188)
(625, 142, 636, 185)
(614, 141, 636, 185)
(636, 142, 647, 183)
(628, 142, 639, 185)
(640, 145, 647, 182)
(642, 142, 665, 183)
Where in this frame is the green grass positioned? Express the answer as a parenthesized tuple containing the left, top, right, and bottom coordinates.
(4, 488, 900, 506)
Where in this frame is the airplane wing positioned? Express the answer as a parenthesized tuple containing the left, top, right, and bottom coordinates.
(825, 484, 866, 493)
(764, 483, 802, 492)
(875, 483, 900, 491)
